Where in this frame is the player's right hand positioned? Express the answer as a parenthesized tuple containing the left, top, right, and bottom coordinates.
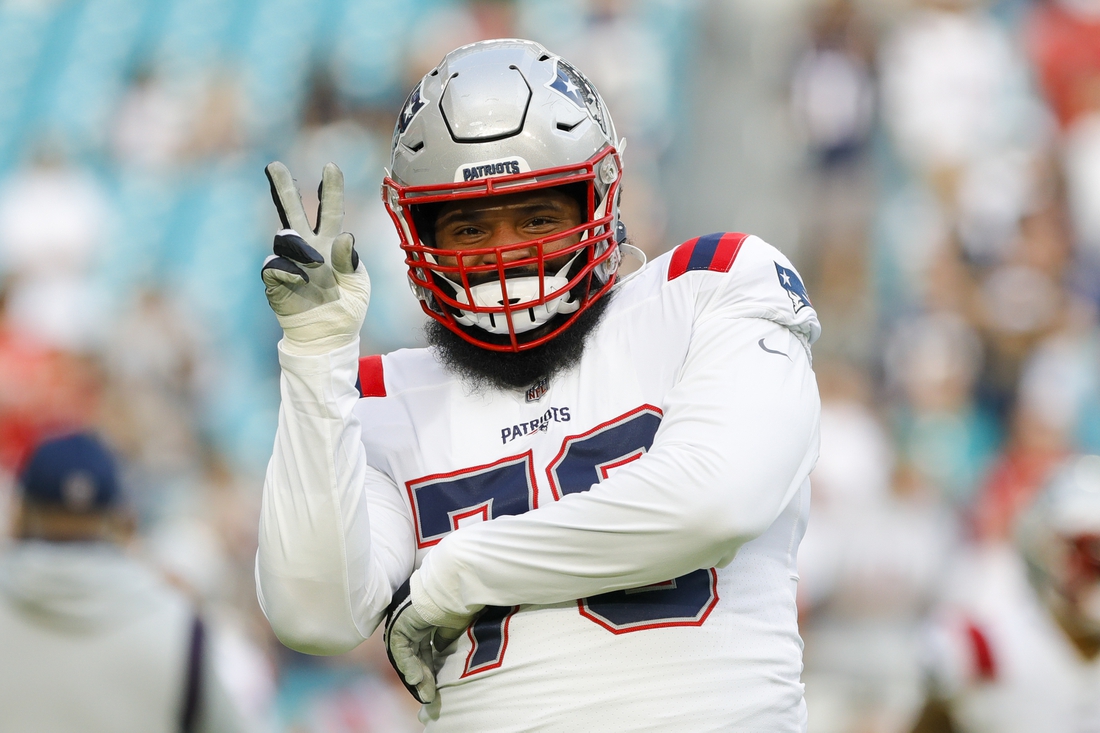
(383, 578, 471, 704)
(383, 579, 438, 704)
(262, 161, 371, 355)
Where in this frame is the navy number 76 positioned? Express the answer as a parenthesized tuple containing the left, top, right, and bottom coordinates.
(404, 405, 718, 677)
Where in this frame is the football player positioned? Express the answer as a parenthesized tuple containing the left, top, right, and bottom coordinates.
(909, 455, 1100, 733)
(257, 39, 821, 731)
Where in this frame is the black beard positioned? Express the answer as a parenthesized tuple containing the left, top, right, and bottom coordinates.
(426, 294, 613, 392)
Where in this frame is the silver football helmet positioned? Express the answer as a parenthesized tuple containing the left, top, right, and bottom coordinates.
(1016, 455, 1100, 634)
(382, 39, 624, 352)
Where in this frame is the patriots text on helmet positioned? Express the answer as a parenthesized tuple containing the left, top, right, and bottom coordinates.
(460, 160, 522, 182)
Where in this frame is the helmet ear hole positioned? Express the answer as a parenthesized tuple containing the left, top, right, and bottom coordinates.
(615, 220, 627, 244)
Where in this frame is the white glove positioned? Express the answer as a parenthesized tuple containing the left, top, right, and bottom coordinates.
(261, 161, 371, 356)
(383, 575, 475, 704)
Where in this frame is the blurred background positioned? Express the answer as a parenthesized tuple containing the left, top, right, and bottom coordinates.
(0, 0, 1097, 730)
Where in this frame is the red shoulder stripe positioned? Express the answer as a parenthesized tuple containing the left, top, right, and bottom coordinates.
(357, 355, 386, 398)
(667, 232, 749, 280)
(710, 232, 749, 272)
(667, 236, 700, 280)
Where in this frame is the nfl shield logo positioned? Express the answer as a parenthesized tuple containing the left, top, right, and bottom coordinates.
(525, 377, 549, 403)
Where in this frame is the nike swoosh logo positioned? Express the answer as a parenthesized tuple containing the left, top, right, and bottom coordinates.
(758, 338, 789, 359)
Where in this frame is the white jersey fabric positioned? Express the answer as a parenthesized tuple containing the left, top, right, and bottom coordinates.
(258, 234, 822, 732)
(924, 544, 1100, 733)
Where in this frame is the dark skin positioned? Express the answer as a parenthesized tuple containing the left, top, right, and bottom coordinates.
(432, 188, 584, 286)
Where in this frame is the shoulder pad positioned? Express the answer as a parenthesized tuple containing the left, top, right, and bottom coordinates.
(356, 355, 387, 399)
(667, 233, 820, 347)
(667, 232, 749, 280)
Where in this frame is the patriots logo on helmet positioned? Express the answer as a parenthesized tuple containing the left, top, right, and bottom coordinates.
(549, 59, 608, 136)
(775, 263, 811, 313)
(396, 83, 426, 137)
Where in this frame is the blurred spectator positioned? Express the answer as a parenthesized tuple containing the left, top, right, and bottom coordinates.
(183, 73, 246, 163)
(99, 288, 214, 482)
(110, 67, 194, 170)
(111, 67, 246, 170)
(800, 369, 957, 733)
(1026, 0, 1100, 132)
(146, 451, 278, 733)
(0, 283, 101, 471)
(885, 313, 1000, 509)
(0, 144, 111, 352)
(789, 0, 879, 367)
(971, 345, 1077, 541)
(0, 433, 248, 733)
(879, 0, 1035, 200)
(402, 0, 518, 86)
(791, 0, 876, 171)
(908, 455, 1100, 732)
(1027, 0, 1100, 264)
(1063, 111, 1100, 261)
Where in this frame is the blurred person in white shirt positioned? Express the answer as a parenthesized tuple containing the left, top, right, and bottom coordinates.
(0, 145, 111, 352)
(0, 432, 248, 733)
(909, 454, 1100, 733)
(799, 364, 957, 733)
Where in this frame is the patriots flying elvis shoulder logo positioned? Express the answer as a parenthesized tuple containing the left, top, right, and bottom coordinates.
(775, 262, 812, 313)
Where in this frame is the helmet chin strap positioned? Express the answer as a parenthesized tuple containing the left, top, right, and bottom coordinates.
(439, 250, 585, 335)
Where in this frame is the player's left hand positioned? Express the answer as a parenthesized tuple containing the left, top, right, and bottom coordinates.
(383, 576, 474, 704)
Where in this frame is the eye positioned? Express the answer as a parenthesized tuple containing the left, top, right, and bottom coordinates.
(445, 223, 486, 240)
(437, 221, 488, 249)
(525, 214, 561, 229)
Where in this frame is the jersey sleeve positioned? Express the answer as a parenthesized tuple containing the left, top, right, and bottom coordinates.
(412, 236, 821, 622)
(255, 339, 415, 655)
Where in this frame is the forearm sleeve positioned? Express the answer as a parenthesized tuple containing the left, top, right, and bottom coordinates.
(415, 316, 820, 620)
(256, 339, 414, 654)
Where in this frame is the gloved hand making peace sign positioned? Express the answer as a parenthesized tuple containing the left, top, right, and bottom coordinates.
(261, 161, 371, 355)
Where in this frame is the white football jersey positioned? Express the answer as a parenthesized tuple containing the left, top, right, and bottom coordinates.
(258, 234, 822, 732)
(924, 545, 1100, 733)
